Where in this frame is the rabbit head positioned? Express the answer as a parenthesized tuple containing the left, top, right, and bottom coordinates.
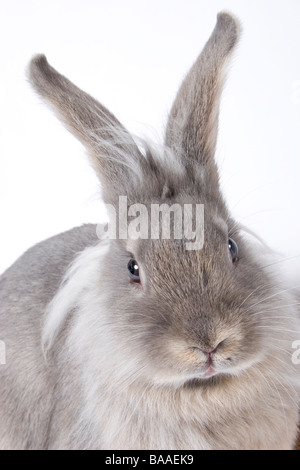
(28, 12, 299, 392)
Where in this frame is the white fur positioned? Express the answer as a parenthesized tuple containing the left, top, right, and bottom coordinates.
(42, 240, 110, 351)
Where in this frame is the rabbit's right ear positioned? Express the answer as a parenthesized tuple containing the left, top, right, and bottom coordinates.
(28, 55, 152, 205)
(165, 12, 240, 183)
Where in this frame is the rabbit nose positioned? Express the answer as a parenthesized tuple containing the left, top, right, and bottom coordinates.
(196, 339, 226, 357)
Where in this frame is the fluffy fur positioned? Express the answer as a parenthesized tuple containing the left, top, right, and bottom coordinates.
(0, 12, 299, 450)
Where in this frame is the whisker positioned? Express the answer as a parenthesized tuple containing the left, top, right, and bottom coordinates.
(256, 326, 299, 334)
(258, 336, 295, 343)
(246, 286, 300, 311)
(252, 315, 300, 321)
(262, 254, 300, 270)
(237, 285, 266, 309)
(250, 306, 300, 317)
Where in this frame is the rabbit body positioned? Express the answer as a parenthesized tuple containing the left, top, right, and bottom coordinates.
(0, 12, 299, 450)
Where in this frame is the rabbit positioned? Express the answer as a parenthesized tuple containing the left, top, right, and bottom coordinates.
(0, 11, 299, 450)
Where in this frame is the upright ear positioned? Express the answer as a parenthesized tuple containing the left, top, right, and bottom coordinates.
(28, 55, 150, 205)
(165, 12, 240, 179)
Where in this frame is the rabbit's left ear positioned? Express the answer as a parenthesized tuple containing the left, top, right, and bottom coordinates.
(28, 55, 153, 205)
(165, 12, 240, 180)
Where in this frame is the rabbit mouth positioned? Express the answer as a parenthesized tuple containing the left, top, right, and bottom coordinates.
(200, 365, 216, 378)
(197, 354, 219, 378)
(196, 360, 226, 379)
(192, 354, 245, 380)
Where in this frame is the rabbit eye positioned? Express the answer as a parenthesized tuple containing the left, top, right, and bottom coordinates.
(128, 259, 140, 283)
(228, 238, 238, 263)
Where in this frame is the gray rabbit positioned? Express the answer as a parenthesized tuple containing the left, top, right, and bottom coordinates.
(0, 12, 299, 449)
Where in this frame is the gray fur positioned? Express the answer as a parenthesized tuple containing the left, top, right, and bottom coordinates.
(0, 12, 299, 449)
(0, 225, 98, 449)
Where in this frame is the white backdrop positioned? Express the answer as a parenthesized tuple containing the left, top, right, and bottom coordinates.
(0, 0, 300, 280)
